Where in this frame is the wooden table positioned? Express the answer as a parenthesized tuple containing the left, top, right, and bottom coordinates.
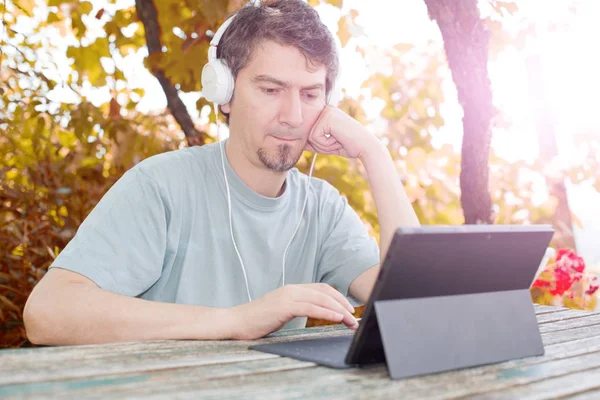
(2, 304, 600, 399)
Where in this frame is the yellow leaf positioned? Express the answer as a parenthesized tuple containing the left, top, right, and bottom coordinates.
(78, 1, 93, 15)
(58, 130, 77, 148)
(11, 245, 24, 257)
(48, 0, 74, 6)
(337, 17, 351, 47)
(325, 0, 343, 7)
(13, 0, 35, 16)
(47, 11, 61, 24)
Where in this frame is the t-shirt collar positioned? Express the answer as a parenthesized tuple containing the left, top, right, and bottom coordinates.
(217, 139, 291, 211)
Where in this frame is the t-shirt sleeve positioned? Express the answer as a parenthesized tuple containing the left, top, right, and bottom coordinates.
(316, 183, 380, 298)
(49, 167, 168, 297)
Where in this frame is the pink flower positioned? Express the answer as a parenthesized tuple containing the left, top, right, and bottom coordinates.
(586, 277, 599, 296)
(532, 278, 551, 288)
(556, 249, 586, 274)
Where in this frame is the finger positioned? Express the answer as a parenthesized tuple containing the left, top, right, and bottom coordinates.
(310, 283, 356, 314)
(321, 142, 343, 152)
(307, 139, 343, 155)
(294, 288, 353, 319)
(294, 288, 358, 330)
(290, 303, 345, 325)
(308, 105, 331, 142)
(313, 131, 336, 147)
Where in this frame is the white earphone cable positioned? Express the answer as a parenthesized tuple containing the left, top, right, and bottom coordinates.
(215, 104, 316, 303)
(282, 152, 316, 286)
(216, 104, 253, 303)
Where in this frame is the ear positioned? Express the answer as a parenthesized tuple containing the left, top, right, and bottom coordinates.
(221, 102, 231, 113)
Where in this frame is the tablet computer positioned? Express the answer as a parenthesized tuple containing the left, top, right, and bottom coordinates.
(249, 224, 555, 369)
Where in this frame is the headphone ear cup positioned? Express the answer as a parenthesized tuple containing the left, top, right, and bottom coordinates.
(201, 59, 235, 105)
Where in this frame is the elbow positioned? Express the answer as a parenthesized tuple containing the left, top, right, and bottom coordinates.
(23, 292, 51, 345)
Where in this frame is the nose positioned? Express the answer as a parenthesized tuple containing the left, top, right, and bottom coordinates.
(278, 90, 304, 128)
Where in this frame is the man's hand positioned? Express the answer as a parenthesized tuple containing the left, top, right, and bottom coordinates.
(305, 105, 380, 160)
(306, 104, 420, 274)
(226, 283, 359, 340)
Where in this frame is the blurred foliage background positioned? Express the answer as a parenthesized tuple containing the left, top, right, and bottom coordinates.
(2, 0, 599, 347)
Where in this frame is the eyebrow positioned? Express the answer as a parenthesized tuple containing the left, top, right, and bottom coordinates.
(251, 75, 324, 90)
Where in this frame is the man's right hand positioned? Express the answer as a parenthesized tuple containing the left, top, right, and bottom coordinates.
(226, 283, 360, 340)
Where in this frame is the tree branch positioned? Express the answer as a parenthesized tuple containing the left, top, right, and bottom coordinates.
(135, 0, 207, 147)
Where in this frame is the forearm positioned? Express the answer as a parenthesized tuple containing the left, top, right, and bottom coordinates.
(24, 282, 234, 345)
(360, 140, 420, 263)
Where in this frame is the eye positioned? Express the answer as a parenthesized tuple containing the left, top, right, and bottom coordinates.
(303, 91, 320, 101)
(261, 87, 280, 95)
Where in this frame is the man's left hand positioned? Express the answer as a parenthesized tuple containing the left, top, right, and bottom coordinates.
(305, 105, 380, 160)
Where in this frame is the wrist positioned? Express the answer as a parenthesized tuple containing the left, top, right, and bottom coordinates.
(192, 306, 238, 340)
(219, 306, 239, 340)
(358, 137, 390, 168)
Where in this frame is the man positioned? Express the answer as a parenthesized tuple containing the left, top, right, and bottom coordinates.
(23, 0, 419, 345)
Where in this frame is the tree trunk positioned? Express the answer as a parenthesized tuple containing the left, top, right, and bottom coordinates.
(423, 0, 494, 224)
(526, 54, 576, 250)
(135, 0, 208, 147)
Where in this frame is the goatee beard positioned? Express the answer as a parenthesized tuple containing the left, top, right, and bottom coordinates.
(257, 144, 302, 172)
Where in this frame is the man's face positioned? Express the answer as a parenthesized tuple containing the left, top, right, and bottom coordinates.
(222, 40, 327, 172)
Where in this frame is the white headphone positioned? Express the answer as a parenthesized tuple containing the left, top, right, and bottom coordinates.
(201, 9, 342, 303)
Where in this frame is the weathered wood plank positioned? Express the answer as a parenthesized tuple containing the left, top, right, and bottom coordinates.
(463, 367, 600, 400)
(536, 309, 594, 324)
(0, 326, 352, 386)
(2, 308, 600, 387)
(561, 389, 600, 400)
(126, 349, 600, 399)
(11, 347, 600, 400)
(3, 330, 600, 399)
(542, 324, 600, 345)
(538, 314, 600, 334)
(533, 305, 569, 315)
(2, 306, 597, 399)
(0, 357, 318, 399)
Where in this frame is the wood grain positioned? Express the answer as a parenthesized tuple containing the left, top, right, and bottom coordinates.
(2, 304, 599, 399)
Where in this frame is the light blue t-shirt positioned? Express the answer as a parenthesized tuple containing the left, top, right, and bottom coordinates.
(50, 140, 380, 329)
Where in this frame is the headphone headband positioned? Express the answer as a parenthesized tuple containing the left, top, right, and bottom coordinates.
(201, 7, 342, 107)
(208, 14, 236, 62)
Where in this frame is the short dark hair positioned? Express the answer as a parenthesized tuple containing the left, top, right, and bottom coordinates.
(217, 0, 339, 122)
